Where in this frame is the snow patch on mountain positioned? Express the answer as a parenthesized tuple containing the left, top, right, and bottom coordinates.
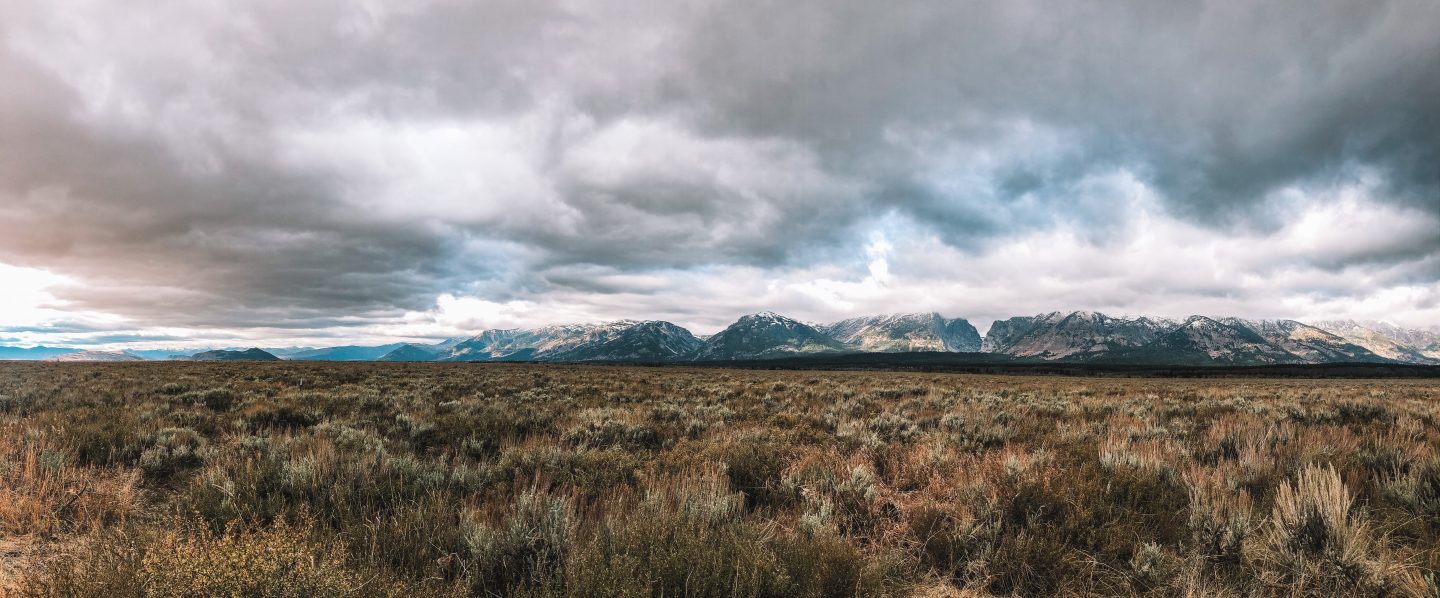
(1308, 320, 1440, 364)
(1220, 318, 1385, 363)
(821, 313, 981, 352)
(442, 320, 702, 362)
(692, 312, 844, 360)
(982, 311, 1171, 358)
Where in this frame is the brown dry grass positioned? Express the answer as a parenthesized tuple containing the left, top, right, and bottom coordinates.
(0, 362, 1435, 597)
(0, 424, 138, 538)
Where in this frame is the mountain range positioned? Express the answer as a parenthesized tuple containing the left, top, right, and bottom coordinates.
(822, 313, 981, 353)
(1309, 320, 1440, 363)
(287, 344, 409, 361)
(8, 312, 1437, 366)
(0, 345, 83, 360)
(44, 350, 145, 362)
(982, 311, 1175, 358)
(691, 312, 843, 360)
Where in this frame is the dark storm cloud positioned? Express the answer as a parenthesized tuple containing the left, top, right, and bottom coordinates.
(0, 0, 1436, 334)
(673, 0, 1440, 224)
(0, 26, 477, 324)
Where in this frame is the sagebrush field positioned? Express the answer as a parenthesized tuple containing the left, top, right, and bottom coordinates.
(1, 363, 1437, 597)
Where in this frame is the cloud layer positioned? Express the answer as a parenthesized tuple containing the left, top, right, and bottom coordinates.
(0, 0, 1436, 346)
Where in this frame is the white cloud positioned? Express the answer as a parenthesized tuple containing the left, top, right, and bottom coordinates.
(379, 175, 1439, 338)
(0, 262, 74, 328)
(0, 0, 1435, 348)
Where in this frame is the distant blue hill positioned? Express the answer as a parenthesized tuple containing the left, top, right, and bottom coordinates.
(0, 346, 83, 360)
(123, 348, 207, 360)
(287, 344, 407, 361)
(187, 348, 282, 361)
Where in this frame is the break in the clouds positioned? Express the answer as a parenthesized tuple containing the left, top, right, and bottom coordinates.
(0, 0, 1436, 347)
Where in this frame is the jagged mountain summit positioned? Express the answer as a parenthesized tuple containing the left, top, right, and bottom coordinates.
(1113, 316, 1301, 365)
(188, 348, 281, 361)
(982, 311, 1396, 365)
(441, 320, 703, 362)
(545, 321, 704, 361)
(821, 313, 982, 353)
(445, 324, 599, 361)
(1308, 320, 1440, 364)
(45, 350, 145, 362)
(1222, 319, 1387, 363)
(982, 311, 1174, 359)
(1355, 321, 1440, 353)
(691, 312, 844, 361)
(20, 312, 1429, 367)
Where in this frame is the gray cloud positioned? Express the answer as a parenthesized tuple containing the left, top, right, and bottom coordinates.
(674, 0, 1440, 222)
(0, 0, 1436, 339)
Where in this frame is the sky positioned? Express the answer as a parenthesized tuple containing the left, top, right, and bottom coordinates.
(0, 0, 1437, 349)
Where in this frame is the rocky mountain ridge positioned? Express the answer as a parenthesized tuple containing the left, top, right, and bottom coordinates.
(6, 313, 1434, 365)
(821, 313, 981, 353)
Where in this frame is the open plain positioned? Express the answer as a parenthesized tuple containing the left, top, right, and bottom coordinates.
(1, 362, 1437, 597)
